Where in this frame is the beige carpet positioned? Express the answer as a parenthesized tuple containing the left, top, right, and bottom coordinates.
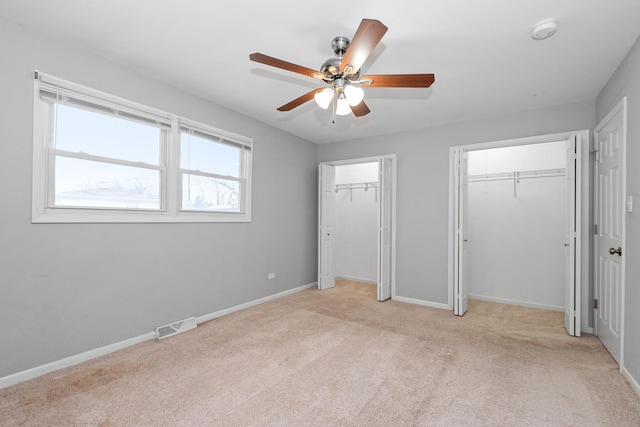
(1, 279, 639, 426)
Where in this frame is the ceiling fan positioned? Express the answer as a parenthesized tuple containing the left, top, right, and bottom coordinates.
(249, 19, 435, 117)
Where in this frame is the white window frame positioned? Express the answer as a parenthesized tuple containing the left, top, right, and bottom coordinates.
(32, 72, 252, 223)
(178, 121, 249, 215)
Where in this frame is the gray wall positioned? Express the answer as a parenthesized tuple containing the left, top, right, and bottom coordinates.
(0, 19, 318, 378)
(318, 101, 595, 304)
(597, 35, 640, 388)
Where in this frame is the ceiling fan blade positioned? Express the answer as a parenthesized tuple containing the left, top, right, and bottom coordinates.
(350, 101, 371, 117)
(250, 53, 327, 80)
(360, 74, 435, 88)
(277, 89, 324, 111)
(340, 19, 388, 76)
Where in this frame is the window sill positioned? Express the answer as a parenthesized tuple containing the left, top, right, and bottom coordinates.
(32, 208, 251, 224)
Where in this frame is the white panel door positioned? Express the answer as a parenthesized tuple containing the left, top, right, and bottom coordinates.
(564, 135, 581, 336)
(377, 157, 392, 301)
(318, 164, 336, 290)
(595, 100, 626, 363)
(454, 149, 469, 316)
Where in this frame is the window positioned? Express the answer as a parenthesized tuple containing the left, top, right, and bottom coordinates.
(32, 72, 252, 223)
(180, 126, 245, 213)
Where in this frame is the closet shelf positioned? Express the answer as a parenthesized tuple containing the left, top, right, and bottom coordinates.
(468, 168, 565, 183)
(335, 182, 378, 192)
(469, 168, 566, 198)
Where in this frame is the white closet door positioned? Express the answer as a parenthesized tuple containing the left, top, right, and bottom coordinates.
(318, 164, 336, 290)
(454, 148, 469, 316)
(564, 134, 581, 336)
(377, 157, 392, 301)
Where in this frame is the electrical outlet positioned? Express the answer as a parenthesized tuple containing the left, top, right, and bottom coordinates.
(267, 273, 275, 280)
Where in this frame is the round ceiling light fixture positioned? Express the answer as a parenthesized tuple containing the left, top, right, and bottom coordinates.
(532, 19, 558, 41)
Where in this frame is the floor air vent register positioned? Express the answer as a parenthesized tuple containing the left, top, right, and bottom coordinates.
(155, 317, 197, 339)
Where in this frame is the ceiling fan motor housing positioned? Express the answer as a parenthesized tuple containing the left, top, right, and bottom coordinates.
(321, 36, 361, 81)
(321, 57, 342, 76)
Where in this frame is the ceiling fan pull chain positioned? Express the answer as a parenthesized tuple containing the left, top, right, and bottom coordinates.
(332, 96, 336, 124)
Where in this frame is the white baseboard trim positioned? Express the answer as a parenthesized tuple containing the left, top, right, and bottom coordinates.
(622, 366, 640, 399)
(469, 294, 564, 312)
(336, 275, 376, 285)
(394, 295, 451, 311)
(196, 282, 317, 324)
(0, 331, 156, 390)
(0, 281, 317, 391)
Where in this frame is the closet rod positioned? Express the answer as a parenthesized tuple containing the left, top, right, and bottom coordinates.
(468, 168, 565, 183)
(335, 181, 378, 202)
(335, 182, 378, 191)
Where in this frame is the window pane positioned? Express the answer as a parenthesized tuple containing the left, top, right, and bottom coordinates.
(181, 174, 240, 212)
(180, 132, 240, 177)
(55, 104, 161, 165)
(54, 156, 161, 209)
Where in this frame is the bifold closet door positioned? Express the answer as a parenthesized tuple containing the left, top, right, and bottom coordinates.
(564, 134, 581, 337)
(454, 148, 469, 316)
(318, 164, 335, 290)
(377, 157, 392, 301)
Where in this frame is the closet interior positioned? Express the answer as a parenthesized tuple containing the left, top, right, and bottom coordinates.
(466, 141, 567, 312)
(334, 162, 379, 288)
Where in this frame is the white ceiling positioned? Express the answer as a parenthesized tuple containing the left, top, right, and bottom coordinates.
(1, 1, 639, 144)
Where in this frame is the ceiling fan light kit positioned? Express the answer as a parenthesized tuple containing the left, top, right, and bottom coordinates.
(335, 93, 352, 116)
(249, 18, 435, 118)
(314, 88, 334, 109)
(343, 84, 364, 106)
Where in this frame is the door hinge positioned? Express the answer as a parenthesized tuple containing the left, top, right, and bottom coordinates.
(594, 224, 599, 235)
(594, 299, 598, 310)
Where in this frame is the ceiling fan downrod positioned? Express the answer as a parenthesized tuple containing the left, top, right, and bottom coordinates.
(331, 36, 350, 57)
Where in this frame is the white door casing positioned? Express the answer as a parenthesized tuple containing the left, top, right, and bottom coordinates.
(318, 164, 336, 290)
(318, 156, 397, 297)
(594, 98, 626, 364)
(564, 134, 581, 337)
(454, 148, 469, 316)
(377, 157, 392, 301)
(450, 132, 588, 331)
